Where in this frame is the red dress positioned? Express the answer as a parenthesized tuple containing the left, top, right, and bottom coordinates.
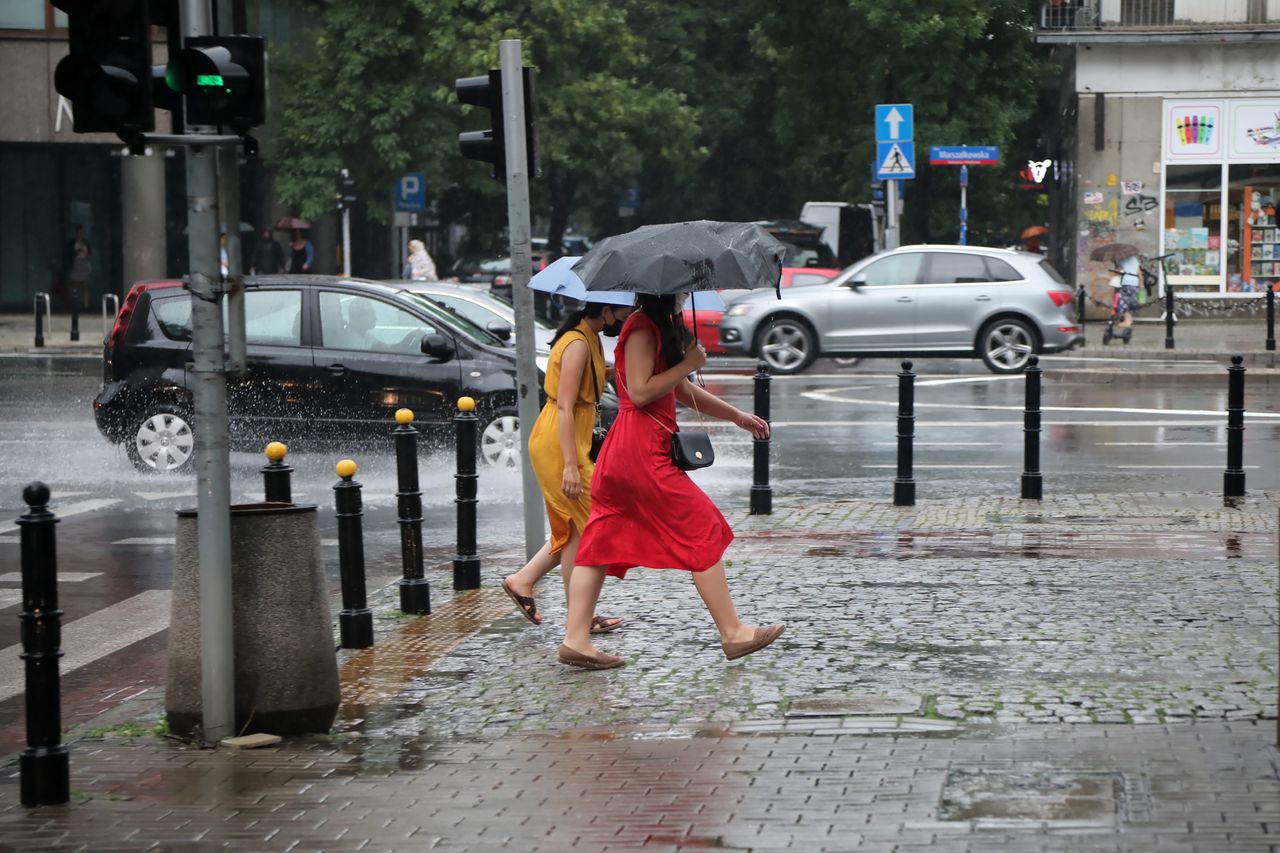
(576, 312, 733, 579)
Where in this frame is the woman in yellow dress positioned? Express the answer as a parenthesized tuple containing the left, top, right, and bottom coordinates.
(502, 291, 635, 631)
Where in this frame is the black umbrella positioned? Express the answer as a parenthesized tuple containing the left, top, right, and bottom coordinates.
(1089, 243, 1140, 263)
(570, 220, 787, 296)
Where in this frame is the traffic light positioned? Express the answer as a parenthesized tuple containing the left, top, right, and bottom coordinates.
(52, 0, 155, 139)
(335, 169, 357, 211)
(455, 67, 540, 182)
(165, 35, 266, 132)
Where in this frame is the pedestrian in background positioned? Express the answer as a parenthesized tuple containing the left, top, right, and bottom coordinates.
(406, 239, 437, 281)
(67, 224, 92, 309)
(288, 229, 314, 274)
(251, 227, 285, 274)
(502, 292, 635, 636)
(1112, 253, 1140, 343)
(557, 294, 784, 670)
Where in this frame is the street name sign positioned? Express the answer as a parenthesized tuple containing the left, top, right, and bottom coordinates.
(929, 146, 1000, 166)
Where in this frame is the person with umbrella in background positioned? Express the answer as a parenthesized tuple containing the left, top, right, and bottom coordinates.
(275, 218, 314, 274)
(554, 221, 787, 670)
(1021, 225, 1049, 255)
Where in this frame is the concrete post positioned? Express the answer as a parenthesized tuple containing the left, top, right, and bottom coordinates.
(121, 152, 167, 288)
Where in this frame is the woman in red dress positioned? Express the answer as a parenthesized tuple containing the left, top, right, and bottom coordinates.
(558, 294, 785, 670)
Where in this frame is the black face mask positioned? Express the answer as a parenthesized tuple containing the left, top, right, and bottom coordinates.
(602, 313, 627, 337)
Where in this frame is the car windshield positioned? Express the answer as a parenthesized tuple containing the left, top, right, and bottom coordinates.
(397, 291, 506, 346)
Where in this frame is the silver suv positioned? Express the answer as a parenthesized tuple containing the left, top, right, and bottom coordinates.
(718, 245, 1081, 374)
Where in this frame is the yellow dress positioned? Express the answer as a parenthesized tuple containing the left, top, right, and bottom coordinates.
(528, 321, 606, 553)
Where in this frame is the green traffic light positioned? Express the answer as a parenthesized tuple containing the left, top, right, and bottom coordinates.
(196, 74, 224, 87)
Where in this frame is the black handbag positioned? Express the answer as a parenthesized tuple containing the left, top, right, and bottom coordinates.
(572, 331, 609, 463)
(670, 429, 715, 470)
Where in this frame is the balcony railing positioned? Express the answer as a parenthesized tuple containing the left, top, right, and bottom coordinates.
(1040, 0, 1280, 31)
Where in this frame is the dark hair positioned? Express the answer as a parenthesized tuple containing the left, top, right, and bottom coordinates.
(637, 294, 690, 368)
(550, 303, 606, 346)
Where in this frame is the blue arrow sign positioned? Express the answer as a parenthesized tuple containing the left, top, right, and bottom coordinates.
(875, 104, 913, 143)
(395, 172, 426, 212)
(875, 141, 915, 180)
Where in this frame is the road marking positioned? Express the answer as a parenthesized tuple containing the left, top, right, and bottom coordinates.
(862, 464, 1013, 469)
(0, 572, 101, 583)
(133, 491, 197, 501)
(0, 591, 20, 610)
(0, 590, 171, 703)
(915, 375, 1021, 387)
(1114, 465, 1260, 470)
(1099, 441, 1225, 447)
(801, 389, 1280, 419)
(111, 537, 175, 546)
(873, 441, 1000, 447)
(0, 353, 101, 360)
(1037, 354, 1219, 365)
(0, 499, 121, 536)
(730, 419, 1256, 428)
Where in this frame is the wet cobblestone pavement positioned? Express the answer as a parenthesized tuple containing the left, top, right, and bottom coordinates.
(1, 491, 1277, 850)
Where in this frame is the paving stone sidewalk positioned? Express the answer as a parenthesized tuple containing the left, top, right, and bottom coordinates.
(0, 491, 1276, 851)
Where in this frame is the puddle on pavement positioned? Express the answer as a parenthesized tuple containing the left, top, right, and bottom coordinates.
(786, 693, 922, 717)
(941, 769, 1121, 825)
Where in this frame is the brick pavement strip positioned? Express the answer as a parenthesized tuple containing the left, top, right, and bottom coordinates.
(0, 492, 1275, 850)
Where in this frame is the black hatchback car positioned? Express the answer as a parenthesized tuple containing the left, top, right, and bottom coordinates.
(94, 276, 533, 472)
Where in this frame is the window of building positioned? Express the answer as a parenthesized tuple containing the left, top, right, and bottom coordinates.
(1227, 165, 1280, 293)
(0, 1, 67, 31)
(1163, 164, 1223, 292)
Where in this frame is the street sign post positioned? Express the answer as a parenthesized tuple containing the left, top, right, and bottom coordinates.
(930, 147, 1000, 244)
(874, 103, 914, 250)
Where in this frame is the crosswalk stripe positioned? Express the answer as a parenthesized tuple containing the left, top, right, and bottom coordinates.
(0, 591, 21, 611)
(0, 590, 172, 704)
(0, 499, 121, 537)
(0, 572, 101, 583)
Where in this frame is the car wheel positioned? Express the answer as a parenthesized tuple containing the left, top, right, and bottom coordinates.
(979, 318, 1038, 374)
(756, 318, 817, 375)
(832, 357, 863, 367)
(127, 404, 196, 473)
(479, 407, 521, 469)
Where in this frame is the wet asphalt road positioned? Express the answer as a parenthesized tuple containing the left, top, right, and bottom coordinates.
(0, 351, 1277, 746)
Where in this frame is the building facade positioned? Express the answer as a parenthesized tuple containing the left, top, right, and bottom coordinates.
(1038, 0, 1280, 315)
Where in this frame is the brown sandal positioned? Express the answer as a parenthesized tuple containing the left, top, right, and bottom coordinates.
(501, 579, 541, 625)
(590, 616, 624, 635)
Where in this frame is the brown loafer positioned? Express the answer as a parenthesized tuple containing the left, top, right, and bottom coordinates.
(722, 624, 785, 661)
(558, 644, 625, 670)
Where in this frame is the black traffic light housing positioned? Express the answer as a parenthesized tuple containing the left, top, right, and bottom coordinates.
(455, 67, 540, 182)
(166, 35, 266, 132)
(52, 0, 155, 140)
(336, 169, 358, 211)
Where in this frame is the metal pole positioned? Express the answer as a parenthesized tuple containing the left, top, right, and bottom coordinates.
(750, 361, 772, 515)
(958, 165, 968, 246)
(102, 294, 119, 342)
(333, 459, 373, 649)
(33, 294, 45, 348)
(893, 359, 915, 506)
(342, 208, 352, 277)
(1223, 355, 1246, 505)
(1266, 288, 1275, 352)
(69, 298, 80, 342)
(393, 409, 430, 614)
(885, 179, 899, 250)
(499, 39, 545, 560)
(1164, 285, 1175, 350)
(453, 396, 481, 590)
(17, 482, 69, 807)
(261, 442, 292, 504)
(217, 143, 246, 377)
(1020, 355, 1043, 500)
(180, 0, 235, 744)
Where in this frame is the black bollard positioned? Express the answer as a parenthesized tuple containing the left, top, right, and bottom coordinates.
(393, 408, 430, 614)
(1164, 285, 1175, 350)
(1266, 288, 1275, 352)
(33, 294, 45, 349)
(69, 300, 80, 342)
(453, 397, 481, 591)
(750, 361, 773, 515)
(333, 460, 373, 649)
(261, 441, 293, 504)
(1020, 355, 1043, 500)
(1223, 355, 1246, 505)
(17, 482, 69, 807)
(1076, 287, 1086, 344)
(893, 360, 916, 507)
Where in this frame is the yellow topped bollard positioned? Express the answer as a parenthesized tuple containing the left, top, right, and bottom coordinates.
(457, 396, 476, 412)
(395, 408, 414, 425)
(262, 442, 293, 504)
(452, 395, 480, 590)
(392, 406, 430, 614)
(336, 459, 357, 480)
(333, 458, 372, 648)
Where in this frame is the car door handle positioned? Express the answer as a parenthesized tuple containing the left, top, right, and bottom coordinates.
(975, 295, 992, 301)
(327, 364, 348, 376)
(896, 296, 913, 303)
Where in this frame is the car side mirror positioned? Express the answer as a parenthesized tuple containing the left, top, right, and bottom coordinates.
(420, 333, 455, 361)
(846, 273, 867, 290)
(486, 320, 513, 342)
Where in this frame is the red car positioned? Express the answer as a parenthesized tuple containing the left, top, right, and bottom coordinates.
(683, 267, 840, 354)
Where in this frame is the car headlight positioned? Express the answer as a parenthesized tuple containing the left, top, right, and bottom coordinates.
(727, 303, 755, 317)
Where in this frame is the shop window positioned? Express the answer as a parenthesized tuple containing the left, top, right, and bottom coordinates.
(1164, 164, 1223, 292)
(0, 1, 66, 31)
(1228, 165, 1280, 293)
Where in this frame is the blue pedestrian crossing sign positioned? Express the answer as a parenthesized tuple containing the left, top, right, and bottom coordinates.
(875, 141, 916, 180)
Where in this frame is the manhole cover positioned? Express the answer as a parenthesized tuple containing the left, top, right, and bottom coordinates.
(786, 693, 922, 717)
(941, 770, 1120, 825)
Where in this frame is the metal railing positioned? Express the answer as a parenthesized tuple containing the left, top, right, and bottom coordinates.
(1040, 0, 1278, 31)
